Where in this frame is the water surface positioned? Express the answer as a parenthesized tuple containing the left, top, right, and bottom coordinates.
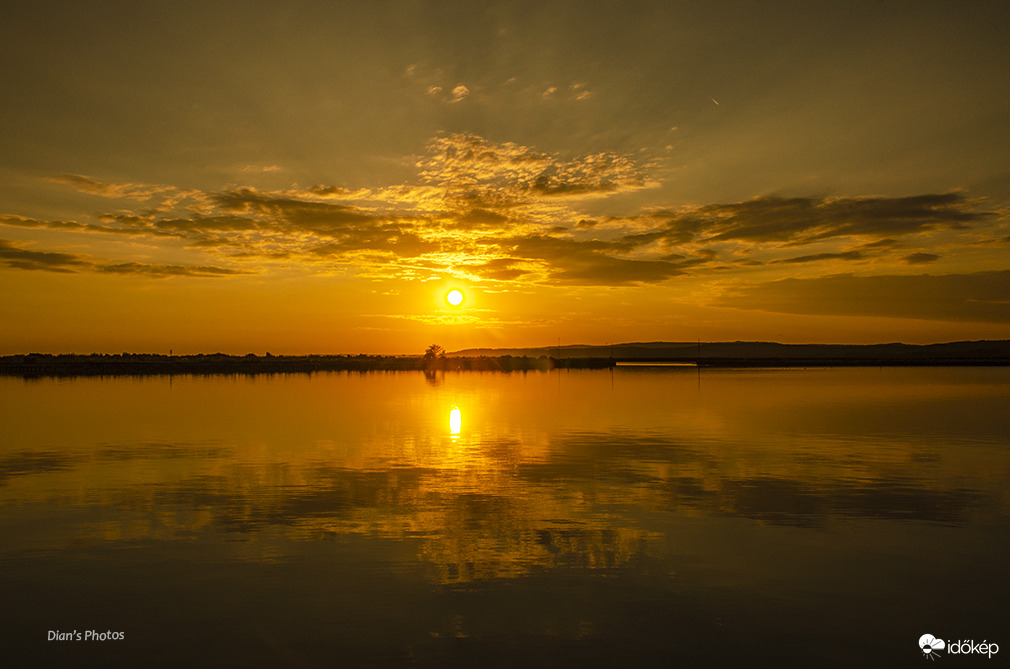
(2, 367, 1008, 666)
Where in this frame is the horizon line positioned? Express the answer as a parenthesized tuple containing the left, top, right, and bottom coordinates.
(4, 338, 1010, 359)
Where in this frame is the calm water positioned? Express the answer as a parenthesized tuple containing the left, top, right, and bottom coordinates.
(2, 367, 1008, 667)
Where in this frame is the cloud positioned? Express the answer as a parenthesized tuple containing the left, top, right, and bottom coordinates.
(571, 82, 592, 100)
(151, 215, 261, 233)
(423, 82, 470, 104)
(240, 164, 282, 174)
(459, 257, 533, 281)
(9, 134, 1006, 294)
(308, 229, 439, 258)
(630, 193, 994, 247)
(552, 254, 684, 285)
(770, 250, 865, 265)
(96, 263, 252, 278)
(448, 208, 511, 230)
(498, 234, 684, 285)
(857, 238, 904, 250)
(903, 252, 941, 264)
(0, 238, 90, 273)
(209, 188, 374, 224)
(0, 238, 248, 278)
(718, 270, 1010, 323)
(416, 133, 653, 204)
(0, 214, 88, 231)
(49, 174, 180, 203)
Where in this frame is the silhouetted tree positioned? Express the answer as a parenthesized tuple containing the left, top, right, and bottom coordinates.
(424, 344, 445, 360)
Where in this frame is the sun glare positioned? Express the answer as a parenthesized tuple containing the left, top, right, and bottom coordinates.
(449, 406, 462, 436)
(446, 289, 464, 306)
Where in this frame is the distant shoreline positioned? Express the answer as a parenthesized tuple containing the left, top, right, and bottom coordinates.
(0, 353, 597, 377)
(2, 340, 1009, 378)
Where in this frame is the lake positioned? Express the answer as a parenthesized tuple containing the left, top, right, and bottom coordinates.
(2, 367, 1008, 667)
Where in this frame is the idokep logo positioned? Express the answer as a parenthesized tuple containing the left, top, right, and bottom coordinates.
(920, 635, 945, 660)
(919, 634, 1000, 660)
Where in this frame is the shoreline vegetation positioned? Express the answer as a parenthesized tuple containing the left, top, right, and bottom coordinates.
(2, 340, 1008, 377)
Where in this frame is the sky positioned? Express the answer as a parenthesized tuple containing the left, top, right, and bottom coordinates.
(2, 0, 1009, 354)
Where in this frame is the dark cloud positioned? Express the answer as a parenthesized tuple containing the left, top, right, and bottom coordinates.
(449, 208, 510, 230)
(631, 193, 995, 247)
(198, 189, 447, 261)
(2, 214, 177, 237)
(210, 189, 375, 229)
(0, 238, 90, 272)
(0, 238, 248, 278)
(530, 174, 617, 197)
(308, 228, 438, 258)
(858, 238, 903, 250)
(462, 257, 532, 281)
(20, 186, 442, 264)
(97, 263, 252, 278)
(553, 254, 685, 285)
(771, 250, 864, 264)
(507, 234, 631, 257)
(651, 249, 719, 274)
(305, 185, 350, 197)
(619, 229, 678, 248)
(718, 270, 1010, 323)
(903, 252, 941, 264)
(154, 215, 261, 233)
(501, 235, 683, 285)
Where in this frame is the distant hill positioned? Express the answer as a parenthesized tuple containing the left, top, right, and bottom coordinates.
(451, 340, 1010, 365)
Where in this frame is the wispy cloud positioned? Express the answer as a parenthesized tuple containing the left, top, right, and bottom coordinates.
(769, 250, 865, 265)
(1, 214, 88, 231)
(49, 174, 183, 204)
(96, 262, 251, 278)
(240, 164, 283, 174)
(487, 234, 684, 286)
(0, 239, 91, 273)
(0, 238, 250, 277)
(623, 194, 992, 248)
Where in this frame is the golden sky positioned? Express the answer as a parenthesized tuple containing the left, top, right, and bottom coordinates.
(2, 1, 1009, 354)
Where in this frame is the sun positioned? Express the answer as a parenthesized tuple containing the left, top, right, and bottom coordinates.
(445, 289, 465, 306)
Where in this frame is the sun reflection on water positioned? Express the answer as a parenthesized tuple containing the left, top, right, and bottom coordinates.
(449, 406, 462, 436)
